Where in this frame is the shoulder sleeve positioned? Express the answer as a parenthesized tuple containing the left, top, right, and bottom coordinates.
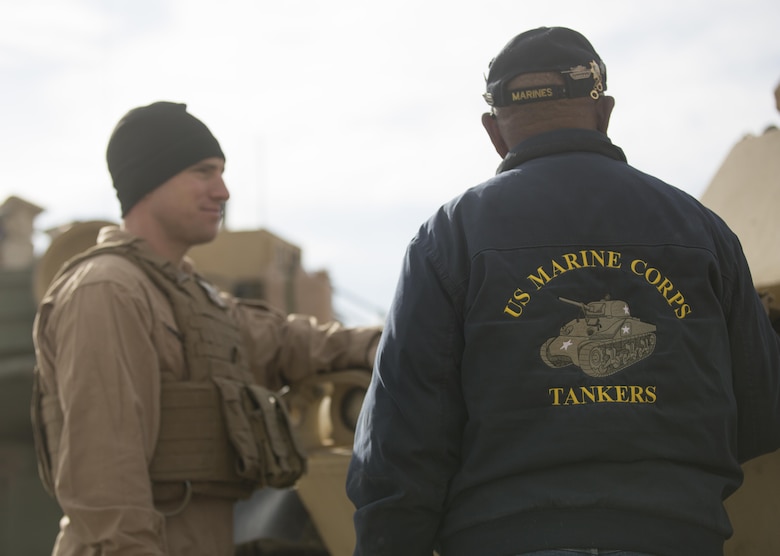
(35, 261, 168, 554)
(230, 298, 381, 389)
(721, 240, 780, 462)
(347, 228, 466, 555)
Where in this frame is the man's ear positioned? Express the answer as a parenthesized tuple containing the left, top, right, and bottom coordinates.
(481, 112, 509, 158)
(596, 95, 615, 134)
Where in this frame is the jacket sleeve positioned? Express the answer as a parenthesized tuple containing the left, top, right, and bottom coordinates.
(230, 299, 381, 389)
(723, 243, 780, 462)
(347, 232, 466, 556)
(36, 280, 167, 555)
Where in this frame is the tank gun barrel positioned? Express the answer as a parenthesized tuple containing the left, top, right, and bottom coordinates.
(558, 297, 588, 311)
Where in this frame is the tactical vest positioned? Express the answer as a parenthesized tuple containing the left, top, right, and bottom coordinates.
(31, 238, 306, 513)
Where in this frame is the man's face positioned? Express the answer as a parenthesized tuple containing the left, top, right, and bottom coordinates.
(145, 156, 229, 250)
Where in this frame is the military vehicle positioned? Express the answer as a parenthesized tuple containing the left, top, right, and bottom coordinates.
(540, 297, 657, 377)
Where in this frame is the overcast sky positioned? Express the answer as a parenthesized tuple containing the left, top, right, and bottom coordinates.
(2, 0, 779, 325)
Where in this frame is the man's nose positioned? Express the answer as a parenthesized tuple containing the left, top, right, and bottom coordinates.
(212, 176, 230, 201)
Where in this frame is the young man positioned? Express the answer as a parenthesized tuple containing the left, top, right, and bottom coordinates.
(32, 101, 380, 555)
(347, 27, 780, 556)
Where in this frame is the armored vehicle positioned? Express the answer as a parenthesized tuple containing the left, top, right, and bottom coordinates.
(540, 297, 657, 377)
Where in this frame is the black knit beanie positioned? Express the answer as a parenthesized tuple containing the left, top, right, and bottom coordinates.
(106, 101, 225, 216)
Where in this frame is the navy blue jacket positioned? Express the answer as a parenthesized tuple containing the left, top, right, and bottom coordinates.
(347, 129, 780, 556)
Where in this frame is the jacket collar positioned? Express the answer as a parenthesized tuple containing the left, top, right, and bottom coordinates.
(96, 225, 195, 279)
(496, 128, 627, 174)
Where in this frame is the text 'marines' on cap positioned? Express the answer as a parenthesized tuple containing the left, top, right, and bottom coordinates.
(483, 26, 607, 107)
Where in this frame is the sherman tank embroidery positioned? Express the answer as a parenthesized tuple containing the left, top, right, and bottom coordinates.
(540, 297, 657, 377)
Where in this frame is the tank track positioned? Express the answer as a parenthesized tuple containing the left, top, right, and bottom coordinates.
(579, 332, 657, 377)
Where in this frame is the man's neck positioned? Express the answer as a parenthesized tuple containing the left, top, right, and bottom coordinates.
(120, 222, 187, 266)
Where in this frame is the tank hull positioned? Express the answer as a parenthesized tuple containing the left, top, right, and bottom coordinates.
(541, 298, 657, 377)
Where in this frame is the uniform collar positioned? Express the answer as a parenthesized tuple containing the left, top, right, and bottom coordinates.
(96, 225, 196, 279)
(496, 128, 627, 174)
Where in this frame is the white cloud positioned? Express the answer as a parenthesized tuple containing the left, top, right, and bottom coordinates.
(0, 1, 112, 67)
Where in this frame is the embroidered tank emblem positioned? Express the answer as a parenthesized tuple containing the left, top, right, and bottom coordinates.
(540, 297, 657, 377)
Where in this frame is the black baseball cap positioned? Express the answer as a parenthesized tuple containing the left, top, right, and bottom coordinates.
(484, 27, 607, 107)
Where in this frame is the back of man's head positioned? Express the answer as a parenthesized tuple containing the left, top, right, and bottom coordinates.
(482, 27, 614, 150)
(484, 26, 606, 109)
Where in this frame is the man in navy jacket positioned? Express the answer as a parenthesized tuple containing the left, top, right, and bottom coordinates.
(347, 26, 780, 556)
